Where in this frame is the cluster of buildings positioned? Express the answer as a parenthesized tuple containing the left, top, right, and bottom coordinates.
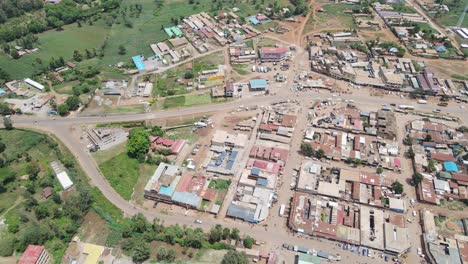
(295, 162, 405, 210)
(148, 135, 187, 157)
(308, 33, 465, 94)
(373, 2, 463, 59)
(420, 210, 468, 264)
(307, 106, 401, 170)
(144, 162, 228, 214)
(226, 103, 299, 223)
(288, 192, 411, 257)
(407, 120, 468, 204)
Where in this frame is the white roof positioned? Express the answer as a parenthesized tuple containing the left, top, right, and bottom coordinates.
(57, 171, 73, 190)
(24, 78, 45, 90)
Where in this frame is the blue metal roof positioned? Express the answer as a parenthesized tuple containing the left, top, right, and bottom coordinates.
(215, 151, 227, 166)
(172, 192, 201, 208)
(158, 186, 175, 196)
(132, 55, 145, 71)
(435, 46, 447, 52)
(257, 178, 268, 186)
(444, 161, 459, 172)
(251, 167, 260, 175)
(226, 160, 234, 170)
(249, 16, 260, 25)
(249, 79, 267, 89)
(229, 151, 238, 161)
(227, 204, 256, 222)
(0, 89, 5, 95)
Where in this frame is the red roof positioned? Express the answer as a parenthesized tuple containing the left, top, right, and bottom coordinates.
(19, 245, 45, 264)
(360, 172, 380, 186)
(431, 153, 455, 162)
(170, 140, 186, 154)
(203, 189, 215, 201)
(260, 47, 288, 54)
(451, 172, 468, 182)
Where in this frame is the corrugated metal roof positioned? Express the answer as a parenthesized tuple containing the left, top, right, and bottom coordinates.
(172, 192, 201, 208)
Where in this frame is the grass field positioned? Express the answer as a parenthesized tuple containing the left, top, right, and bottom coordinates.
(0, 21, 110, 79)
(434, 0, 468, 27)
(316, 4, 356, 29)
(232, 64, 250, 75)
(163, 93, 213, 108)
(99, 152, 140, 200)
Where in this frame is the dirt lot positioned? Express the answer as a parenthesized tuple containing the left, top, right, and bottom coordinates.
(78, 210, 110, 245)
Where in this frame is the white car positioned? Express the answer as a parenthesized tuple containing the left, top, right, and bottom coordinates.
(367, 249, 372, 257)
(194, 219, 203, 224)
(417, 248, 422, 256)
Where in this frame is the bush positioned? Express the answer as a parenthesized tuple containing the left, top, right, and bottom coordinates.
(221, 250, 249, 264)
(243, 236, 255, 249)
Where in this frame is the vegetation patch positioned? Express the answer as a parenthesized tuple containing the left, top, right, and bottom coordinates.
(99, 152, 140, 200)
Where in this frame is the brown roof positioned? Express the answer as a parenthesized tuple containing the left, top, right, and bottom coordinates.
(66, 62, 77, 68)
(452, 173, 468, 183)
(281, 115, 297, 127)
(43, 187, 53, 198)
(431, 153, 455, 162)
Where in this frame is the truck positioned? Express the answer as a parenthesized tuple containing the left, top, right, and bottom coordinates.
(294, 246, 310, 254)
(399, 105, 415, 110)
(279, 204, 286, 216)
(418, 99, 427, 104)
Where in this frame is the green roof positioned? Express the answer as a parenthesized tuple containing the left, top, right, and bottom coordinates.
(438, 171, 452, 179)
(297, 254, 321, 264)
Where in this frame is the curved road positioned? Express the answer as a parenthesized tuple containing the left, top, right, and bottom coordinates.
(8, 87, 466, 262)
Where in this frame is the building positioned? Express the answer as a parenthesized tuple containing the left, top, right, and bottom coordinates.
(50, 161, 74, 190)
(249, 79, 268, 90)
(24, 78, 45, 91)
(259, 47, 289, 62)
(19, 245, 51, 264)
(295, 254, 322, 264)
(376, 110, 397, 140)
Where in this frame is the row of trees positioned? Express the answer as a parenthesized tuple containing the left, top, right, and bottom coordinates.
(119, 214, 247, 263)
(0, 0, 122, 43)
(300, 143, 325, 159)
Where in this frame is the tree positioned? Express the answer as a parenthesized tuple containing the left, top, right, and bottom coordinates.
(424, 134, 432, 142)
(209, 224, 223, 243)
(221, 250, 249, 264)
(118, 45, 127, 55)
(58, 104, 69, 116)
(65, 96, 81, 111)
(243, 236, 255, 249)
(392, 180, 404, 194)
(376, 167, 384, 174)
(73, 50, 82, 61)
(132, 242, 150, 262)
(407, 147, 415, 159)
(156, 246, 176, 262)
(3, 116, 13, 130)
(34, 204, 49, 219)
(127, 128, 150, 160)
(0, 141, 5, 153)
(222, 227, 231, 240)
(10, 49, 20, 59)
(26, 163, 40, 180)
(150, 126, 165, 137)
(230, 228, 239, 240)
(300, 143, 314, 157)
(412, 173, 423, 185)
(427, 159, 436, 173)
(315, 148, 325, 159)
(184, 71, 194, 79)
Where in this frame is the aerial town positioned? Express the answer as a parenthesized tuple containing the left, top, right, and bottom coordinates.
(0, 0, 467, 264)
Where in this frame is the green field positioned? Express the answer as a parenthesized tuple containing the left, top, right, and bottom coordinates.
(434, 0, 468, 27)
(317, 3, 356, 29)
(99, 152, 140, 200)
(163, 93, 213, 108)
(0, 21, 110, 79)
